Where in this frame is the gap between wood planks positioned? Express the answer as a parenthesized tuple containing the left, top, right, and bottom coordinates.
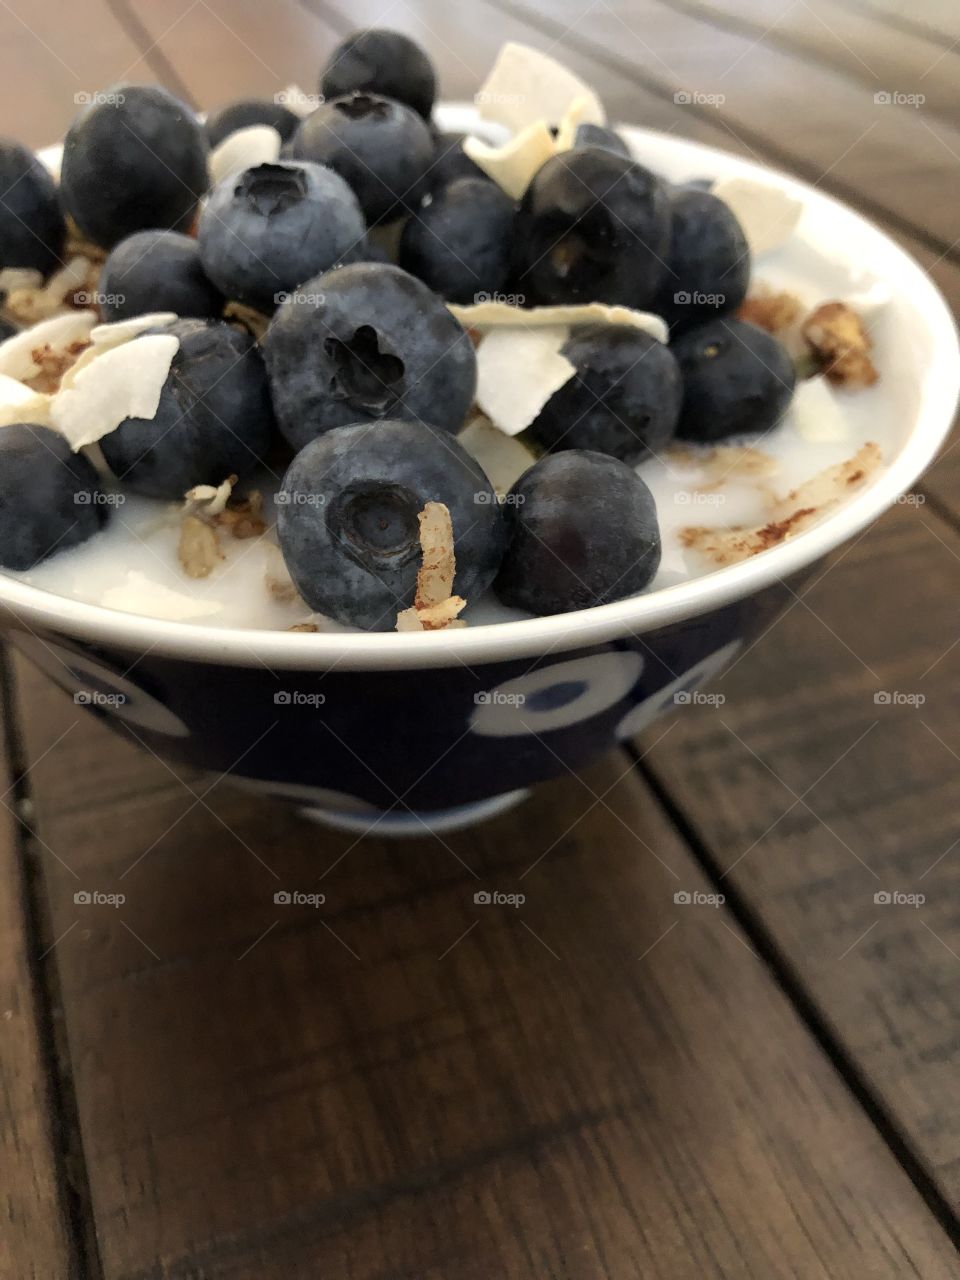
(0, 642, 105, 1280)
(627, 739, 960, 1256)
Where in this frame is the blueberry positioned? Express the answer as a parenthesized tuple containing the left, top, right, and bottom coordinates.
(513, 149, 671, 308)
(494, 451, 661, 616)
(100, 319, 276, 498)
(61, 86, 209, 249)
(99, 230, 224, 322)
(398, 178, 514, 303)
(527, 325, 681, 463)
(573, 123, 630, 158)
(429, 131, 488, 191)
(198, 161, 365, 313)
(277, 419, 504, 629)
(0, 141, 65, 275)
(264, 262, 476, 451)
(293, 92, 433, 224)
(655, 188, 750, 331)
(320, 29, 436, 120)
(672, 318, 795, 443)
(205, 99, 300, 148)
(0, 424, 108, 570)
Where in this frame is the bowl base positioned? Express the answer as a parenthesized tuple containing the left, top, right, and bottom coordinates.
(297, 788, 531, 838)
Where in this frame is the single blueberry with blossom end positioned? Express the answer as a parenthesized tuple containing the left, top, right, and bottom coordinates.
(263, 262, 477, 452)
(277, 419, 505, 630)
(198, 160, 366, 313)
(0, 424, 109, 570)
(494, 451, 661, 616)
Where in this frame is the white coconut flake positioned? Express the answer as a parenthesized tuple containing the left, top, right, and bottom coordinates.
(208, 125, 283, 188)
(51, 332, 179, 449)
(89, 313, 178, 350)
(554, 94, 599, 151)
(475, 42, 605, 133)
(0, 311, 97, 383)
(184, 475, 236, 516)
(0, 374, 52, 427)
(475, 327, 575, 437)
(450, 300, 668, 343)
(790, 375, 851, 443)
(712, 177, 803, 257)
(464, 121, 556, 200)
(458, 415, 537, 493)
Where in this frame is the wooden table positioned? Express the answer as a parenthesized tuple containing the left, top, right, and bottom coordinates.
(2, 1, 959, 1276)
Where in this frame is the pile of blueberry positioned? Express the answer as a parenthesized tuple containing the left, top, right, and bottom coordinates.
(0, 29, 797, 629)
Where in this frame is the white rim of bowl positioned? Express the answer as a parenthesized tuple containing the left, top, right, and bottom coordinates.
(4, 120, 957, 671)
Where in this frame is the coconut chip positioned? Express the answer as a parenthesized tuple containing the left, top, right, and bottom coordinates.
(178, 515, 223, 579)
(449, 300, 667, 343)
(458, 415, 538, 494)
(712, 177, 803, 257)
(475, 326, 575, 436)
(208, 126, 282, 187)
(464, 120, 556, 200)
(801, 301, 879, 388)
(474, 42, 605, 134)
(184, 475, 236, 516)
(680, 442, 881, 566)
(0, 311, 97, 384)
(4, 256, 100, 326)
(0, 373, 53, 428)
(50, 331, 179, 449)
(396, 501, 467, 631)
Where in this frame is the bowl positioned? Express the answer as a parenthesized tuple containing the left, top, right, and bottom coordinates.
(2, 108, 957, 836)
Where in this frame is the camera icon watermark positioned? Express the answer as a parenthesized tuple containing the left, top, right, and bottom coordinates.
(274, 690, 326, 708)
(75, 489, 125, 507)
(74, 889, 125, 907)
(674, 490, 726, 506)
(873, 690, 925, 706)
(74, 690, 126, 707)
(75, 90, 126, 107)
(474, 690, 526, 706)
(874, 90, 925, 108)
(674, 89, 725, 107)
(274, 489, 325, 507)
(474, 889, 525, 907)
(275, 289, 326, 306)
(873, 890, 924, 908)
(674, 689, 725, 706)
(274, 889, 325, 907)
(473, 290, 525, 307)
(673, 889, 725, 906)
(275, 87, 324, 111)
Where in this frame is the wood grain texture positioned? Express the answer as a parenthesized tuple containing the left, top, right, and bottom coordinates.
(634, 498, 960, 1210)
(0, 652, 75, 1279)
(9, 716, 958, 1279)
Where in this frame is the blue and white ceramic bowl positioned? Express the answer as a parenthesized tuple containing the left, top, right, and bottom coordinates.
(1, 117, 957, 835)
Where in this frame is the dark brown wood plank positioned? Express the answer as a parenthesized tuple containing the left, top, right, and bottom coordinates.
(6, 700, 958, 1278)
(634, 496, 960, 1210)
(0, 652, 75, 1279)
